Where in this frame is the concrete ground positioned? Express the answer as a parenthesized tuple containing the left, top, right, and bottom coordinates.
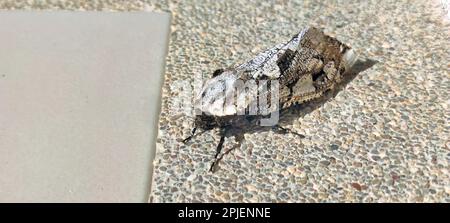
(2, 0, 449, 202)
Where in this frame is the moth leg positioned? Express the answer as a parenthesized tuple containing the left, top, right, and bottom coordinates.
(273, 125, 305, 138)
(210, 145, 235, 173)
(182, 127, 197, 144)
(209, 130, 227, 172)
(210, 133, 244, 173)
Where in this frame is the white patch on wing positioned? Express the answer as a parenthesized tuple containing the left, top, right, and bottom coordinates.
(195, 71, 240, 116)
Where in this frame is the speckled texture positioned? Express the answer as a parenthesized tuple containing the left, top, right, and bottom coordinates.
(2, 0, 449, 203)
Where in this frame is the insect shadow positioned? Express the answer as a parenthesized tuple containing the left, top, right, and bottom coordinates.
(188, 58, 377, 172)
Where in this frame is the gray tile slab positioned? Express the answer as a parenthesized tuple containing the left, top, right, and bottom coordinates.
(0, 11, 170, 202)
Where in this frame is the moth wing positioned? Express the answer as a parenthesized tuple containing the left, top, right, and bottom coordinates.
(236, 29, 309, 80)
(230, 29, 311, 115)
(235, 43, 285, 73)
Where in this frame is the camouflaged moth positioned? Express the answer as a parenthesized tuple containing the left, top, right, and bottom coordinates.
(184, 27, 358, 172)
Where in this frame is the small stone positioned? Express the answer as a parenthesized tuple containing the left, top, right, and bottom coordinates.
(330, 144, 339, 150)
(221, 193, 230, 202)
(245, 184, 257, 192)
(371, 155, 381, 161)
(278, 192, 290, 200)
(287, 166, 296, 174)
(186, 174, 196, 181)
(351, 183, 363, 191)
(320, 160, 331, 166)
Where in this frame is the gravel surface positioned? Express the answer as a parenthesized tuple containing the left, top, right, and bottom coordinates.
(2, 0, 449, 202)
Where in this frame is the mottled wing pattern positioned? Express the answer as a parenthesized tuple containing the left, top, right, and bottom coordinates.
(235, 28, 307, 79)
(279, 27, 357, 108)
(229, 29, 310, 115)
(236, 27, 357, 110)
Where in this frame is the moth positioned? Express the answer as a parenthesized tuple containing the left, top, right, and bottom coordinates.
(184, 27, 358, 172)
